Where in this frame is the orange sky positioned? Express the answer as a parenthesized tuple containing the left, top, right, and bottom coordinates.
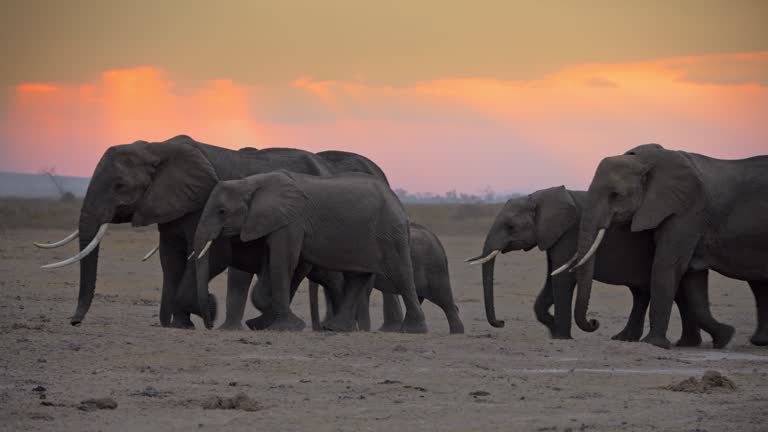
(1, 2, 767, 193)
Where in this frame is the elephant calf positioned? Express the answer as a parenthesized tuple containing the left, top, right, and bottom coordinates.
(192, 170, 428, 333)
(309, 222, 465, 334)
(468, 186, 733, 348)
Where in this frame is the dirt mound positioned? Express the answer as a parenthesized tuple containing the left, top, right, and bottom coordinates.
(78, 397, 118, 411)
(201, 393, 263, 412)
(664, 370, 737, 394)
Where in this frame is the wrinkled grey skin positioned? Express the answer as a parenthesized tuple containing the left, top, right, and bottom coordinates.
(309, 222, 465, 334)
(474, 186, 732, 347)
(194, 171, 427, 333)
(241, 150, 405, 331)
(572, 144, 768, 348)
(68, 135, 342, 328)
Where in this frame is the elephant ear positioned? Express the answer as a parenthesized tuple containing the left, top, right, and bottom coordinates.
(132, 142, 219, 226)
(240, 172, 308, 242)
(631, 150, 703, 232)
(531, 185, 579, 251)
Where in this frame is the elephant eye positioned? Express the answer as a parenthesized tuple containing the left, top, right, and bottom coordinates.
(609, 191, 620, 200)
(218, 207, 228, 216)
(114, 182, 127, 192)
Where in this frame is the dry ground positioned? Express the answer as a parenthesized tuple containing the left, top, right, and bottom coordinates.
(1, 217, 767, 431)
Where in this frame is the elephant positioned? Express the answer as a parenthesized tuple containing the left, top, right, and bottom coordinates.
(192, 170, 428, 333)
(563, 143, 768, 348)
(468, 186, 732, 347)
(35, 135, 356, 328)
(242, 150, 407, 331)
(308, 222, 465, 334)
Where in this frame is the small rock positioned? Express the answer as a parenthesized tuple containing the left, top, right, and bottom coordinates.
(37, 358, 47, 363)
(201, 393, 262, 412)
(140, 387, 160, 397)
(32, 386, 47, 392)
(392, 345, 408, 353)
(78, 397, 118, 411)
(469, 390, 490, 397)
(377, 379, 402, 385)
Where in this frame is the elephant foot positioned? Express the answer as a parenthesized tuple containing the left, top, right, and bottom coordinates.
(711, 324, 735, 349)
(551, 333, 573, 340)
(245, 312, 276, 331)
(400, 318, 428, 334)
(748, 330, 768, 347)
(448, 320, 465, 335)
(379, 320, 403, 333)
(169, 315, 195, 329)
(612, 329, 642, 342)
(207, 294, 218, 324)
(675, 334, 703, 348)
(322, 316, 357, 332)
(218, 321, 245, 331)
(267, 313, 306, 332)
(641, 334, 672, 350)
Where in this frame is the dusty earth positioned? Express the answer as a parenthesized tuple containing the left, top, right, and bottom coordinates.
(1, 227, 767, 431)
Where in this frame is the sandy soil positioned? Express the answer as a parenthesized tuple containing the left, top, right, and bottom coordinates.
(1, 228, 767, 431)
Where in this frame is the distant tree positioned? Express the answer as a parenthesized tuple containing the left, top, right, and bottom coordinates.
(41, 167, 75, 202)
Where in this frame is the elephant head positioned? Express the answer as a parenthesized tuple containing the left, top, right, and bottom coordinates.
(37, 135, 220, 325)
(467, 186, 578, 328)
(192, 171, 308, 328)
(561, 143, 704, 330)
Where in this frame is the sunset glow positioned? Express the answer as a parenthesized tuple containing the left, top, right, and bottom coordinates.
(1, 0, 767, 193)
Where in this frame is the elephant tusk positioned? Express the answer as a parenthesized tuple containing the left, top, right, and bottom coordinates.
(550, 255, 577, 276)
(571, 228, 606, 271)
(34, 229, 79, 249)
(187, 251, 196, 261)
(141, 243, 159, 262)
(41, 224, 108, 269)
(466, 250, 500, 265)
(196, 240, 213, 260)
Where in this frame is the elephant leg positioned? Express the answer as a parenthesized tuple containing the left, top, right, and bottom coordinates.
(642, 229, 699, 350)
(379, 293, 404, 332)
(323, 273, 372, 332)
(265, 228, 305, 332)
(679, 270, 734, 349)
(674, 273, 702, 347)
(158, 233, 187, 328)
(219, 268, 253, 331)
(354, 282, 373, 332)
(749, 281, 768, 346)
(612, 286, 649, 342)
(323, 285, 336, 323)
(550, 274, 575, 340)
(533, 275, 556, 336)
(309, 281, 322, 331)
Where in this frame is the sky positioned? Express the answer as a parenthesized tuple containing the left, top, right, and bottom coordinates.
(1, 1, 767, 193)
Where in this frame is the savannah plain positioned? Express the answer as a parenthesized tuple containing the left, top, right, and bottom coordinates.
(1, 199, 767, 431)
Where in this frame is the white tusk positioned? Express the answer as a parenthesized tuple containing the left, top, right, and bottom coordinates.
(196, 240, 212, 260)
(187, 251, 196, 261)
(467, 250, 500, 265)
(34, 230, 79, 249)
(572, 228, 606, 270)
(550, 256, 577, 277)
(41, 224, 108, 269)
(141, 244, 159, 262)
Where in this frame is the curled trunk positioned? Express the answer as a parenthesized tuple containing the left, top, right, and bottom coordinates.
(572, 207, 603, 332)
(481, 244, 505, 328)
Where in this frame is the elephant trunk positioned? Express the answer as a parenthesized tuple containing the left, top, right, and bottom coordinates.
(193, 220, 219, 329)
(70, 205, 111, 325)
(571, 205, 607, 332)
(481, 242, 505, 328)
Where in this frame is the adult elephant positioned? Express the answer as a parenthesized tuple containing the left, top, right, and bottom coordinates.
(192, 171, 428, 333)
(36, 135, 344, 328)
(467, 186, 732, 347)
(564, 144, 768, 348)
(243, 150, 400, 331)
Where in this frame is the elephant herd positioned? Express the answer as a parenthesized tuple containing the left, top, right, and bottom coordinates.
(35, 136, 768, 351)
